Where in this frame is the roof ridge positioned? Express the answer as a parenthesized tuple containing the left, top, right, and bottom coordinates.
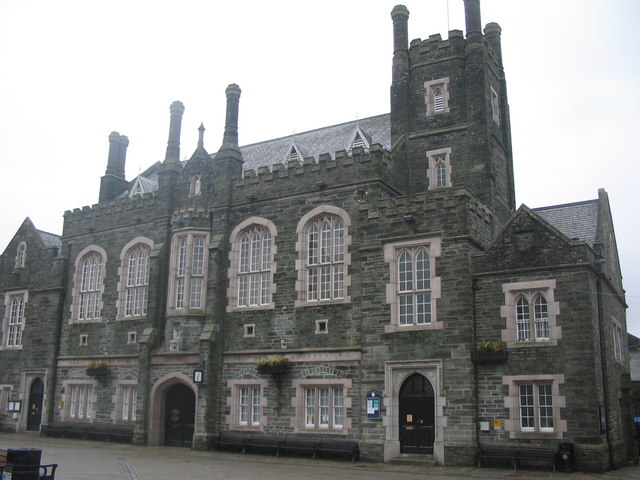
(532, 198, 598, 211)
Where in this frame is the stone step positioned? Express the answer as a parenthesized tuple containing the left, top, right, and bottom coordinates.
(388, 454, 436, 467)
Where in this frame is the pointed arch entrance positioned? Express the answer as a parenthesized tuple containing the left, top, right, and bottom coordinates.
(148, 373, 197, 447)
(399, 373, 435, 454)
(26, 378, 44, 431)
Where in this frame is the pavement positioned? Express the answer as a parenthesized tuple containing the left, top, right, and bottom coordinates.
(1, 432, 639, 480)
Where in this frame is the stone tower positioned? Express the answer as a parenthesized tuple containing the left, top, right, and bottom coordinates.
(391, 1, 515, 227)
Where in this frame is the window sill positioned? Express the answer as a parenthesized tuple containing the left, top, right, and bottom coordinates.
(385, 321, 443, 333)
(294, 297, 351, 308)
(227, 304, 275, 313)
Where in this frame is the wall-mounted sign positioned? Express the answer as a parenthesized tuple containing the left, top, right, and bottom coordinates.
(367, 391, 381, 419)
(193, 369, 203, 384)
(7, 400, 21, 413)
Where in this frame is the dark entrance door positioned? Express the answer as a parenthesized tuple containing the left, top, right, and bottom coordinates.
(27, 378, 44, 431)
(164, 383, 195, 447)
(399, 373, 435, 454)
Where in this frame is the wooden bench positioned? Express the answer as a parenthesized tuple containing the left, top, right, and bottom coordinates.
(478, 444, 557, 471)
(215, 432, 359, 461)
(313, 438, 360, 462)
(517, 446, 558, 471)
(44, 422, 133, 443)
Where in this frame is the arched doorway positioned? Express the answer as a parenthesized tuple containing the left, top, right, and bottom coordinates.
(399, 373, 435, 454)
(164, 383, 195, 447)
(26, 378, 44, 431)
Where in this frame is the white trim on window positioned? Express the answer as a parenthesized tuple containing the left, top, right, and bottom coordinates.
(226, 379, 268, 431)
(2, 290, 28, 349)
(116, 237, 153, 320)
(70, 246, 107, 324)
(167, 230, 209, 314)
(384, 238, 442, 332)
(227, 218, 277, 312)
(295, 206, 351, 307)
(291, 378, 352, 434)
(500, 280, 561, 348)
(62, 380, 96, 421)
(114, 382, 138, 423)
(503, 374, 567, 439)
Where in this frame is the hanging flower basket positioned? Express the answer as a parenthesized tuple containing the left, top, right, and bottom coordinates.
(256, 357, 290, 375)
(472, 342, 508, 364)
(86, 362, 109, 377)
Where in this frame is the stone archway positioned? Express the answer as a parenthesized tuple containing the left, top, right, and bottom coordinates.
(147, 373, 197, 446)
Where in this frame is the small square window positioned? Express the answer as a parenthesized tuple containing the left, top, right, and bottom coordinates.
(244, 324, 255, 338)
(315, 319, 328, 334)
(79, 334, 88, 346)
(127, 332, 137, 344)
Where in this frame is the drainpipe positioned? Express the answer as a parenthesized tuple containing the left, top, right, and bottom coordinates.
(595, 256, 613, 468)
(472, 278, 480, 451)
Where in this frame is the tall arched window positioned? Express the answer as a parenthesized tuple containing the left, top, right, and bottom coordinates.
(306, 215, 344, 301)
(78, 252, 104, 321)
(238, 228, 272, 307)
(295, 206, 351, 307)
(227, 218, 276, 312)
(397, 247, 431, 326)
(124, 244, 151, 317)
(433, 88, 444, 112)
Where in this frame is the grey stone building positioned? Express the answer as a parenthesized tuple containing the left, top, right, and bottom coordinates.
(0, 0, 634, 472)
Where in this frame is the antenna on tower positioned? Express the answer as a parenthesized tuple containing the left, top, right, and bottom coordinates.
(446, 0, 450, 33)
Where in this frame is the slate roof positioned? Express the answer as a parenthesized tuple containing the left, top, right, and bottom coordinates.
(37, 229, 61, 248)
(220, 113, 391, 172)
(534, 199, 599, 246)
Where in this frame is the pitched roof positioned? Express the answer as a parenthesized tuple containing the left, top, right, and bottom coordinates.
(37, 229, 61, 248)
(533, 199, 598, 245)
(221, 113, 391, 172)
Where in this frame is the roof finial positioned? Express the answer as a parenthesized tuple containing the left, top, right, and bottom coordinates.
(198, 122, 205, 148)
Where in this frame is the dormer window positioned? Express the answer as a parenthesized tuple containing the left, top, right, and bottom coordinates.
(190, 174, 202, 196)
(348, 127, 370, 153)
(131, 179, 144, 197)
(285, 146, 302, 163)
(128, 177, 158, 198)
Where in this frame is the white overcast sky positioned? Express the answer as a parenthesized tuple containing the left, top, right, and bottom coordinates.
(1, 0, 638, 337)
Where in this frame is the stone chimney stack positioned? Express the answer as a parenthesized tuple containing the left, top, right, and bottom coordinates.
(463, 0, 483, 42)
(390, 5, 410, 145)
(164, 100, 185, 164)
(219, 84, 241, 154)
(99, 131, 130, 203)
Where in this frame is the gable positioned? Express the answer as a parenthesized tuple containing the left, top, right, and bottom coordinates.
(474, 206, 593, 273)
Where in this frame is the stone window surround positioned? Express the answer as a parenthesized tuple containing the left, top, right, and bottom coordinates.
(115, 237, 154, 321)
(315, 319, 328, 334)
(226, 378, 268, 431)
(502, 374, 567, 439)
(424, 77, 450, 116)
(15, 241, 26, 269)
(112, 380, 138, 423)
(166, 228, 210, 315)
(384, 237, 442, 333)
(383, 360, 446, 463)
(0, 385, 12, 411)
(426, 147, 452, 190)
(70, 245, 107, 324)
(1, 289, 28, 349)
(500, 279, 561, 348)
(295, 205, 352, 308)
(227, 217, 278, 312)
(612, 316, 624, 363)
(243, 324, 256, 338)
(291, 378, 352, 435)
(61, 379, 97, 422)
(79, 334, 88, 346)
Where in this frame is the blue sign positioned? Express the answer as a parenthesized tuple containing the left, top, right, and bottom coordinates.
(367, 391, 381, 420)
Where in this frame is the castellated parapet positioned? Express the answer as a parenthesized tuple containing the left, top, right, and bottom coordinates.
(62, 192, 157, 237)
(234, 143, 392, 199)
(409, 28, 501, 71)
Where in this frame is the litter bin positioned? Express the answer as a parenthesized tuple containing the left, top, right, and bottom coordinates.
(3, 449, 41, 480)
(558, 442, 574, 472)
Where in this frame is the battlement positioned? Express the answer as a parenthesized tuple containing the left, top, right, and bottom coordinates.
(63, 192, 157, 234)
(234, 143, 392, 198)
(409, 30, 465, 64)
